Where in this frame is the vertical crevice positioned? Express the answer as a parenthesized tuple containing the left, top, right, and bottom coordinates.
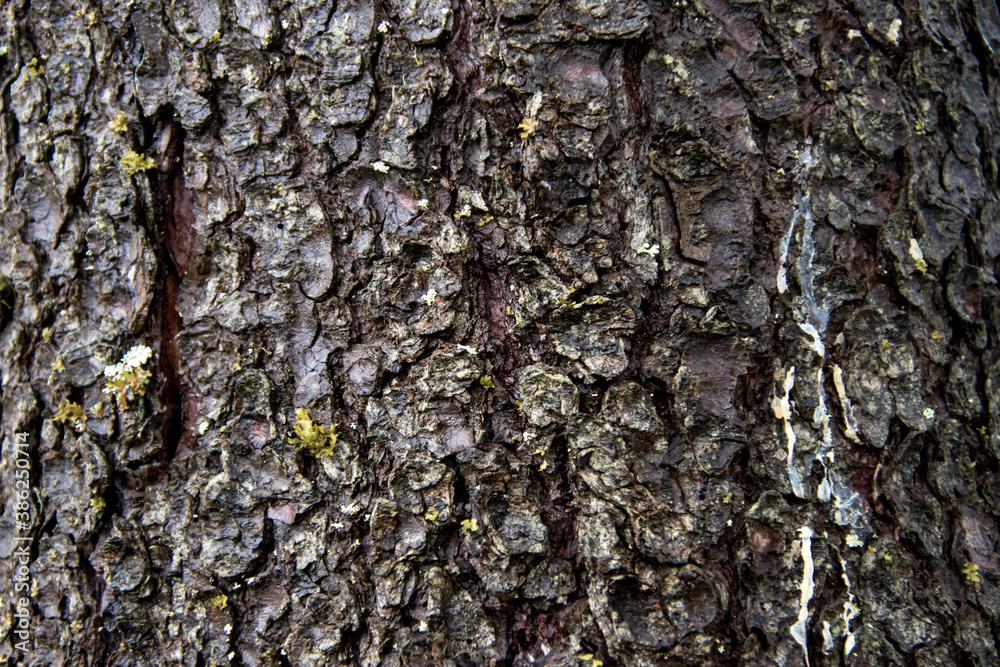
(158, 119, 192, 462)
(478, 268, 521, 394)
(623, 35, 650, 131)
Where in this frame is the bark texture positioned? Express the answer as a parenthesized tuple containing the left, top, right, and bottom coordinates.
(2, 0, 1000, 665)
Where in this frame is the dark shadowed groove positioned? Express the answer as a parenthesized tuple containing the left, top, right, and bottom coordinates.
(158, 119, 190, 464)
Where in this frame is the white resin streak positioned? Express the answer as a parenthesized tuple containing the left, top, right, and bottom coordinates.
(822, 622, 835, 654)
(839, 554, 860, 656)
(775, 143, 837, 501)
(772, 367, 805, 498)
(777, 144, 818, 295)
(833, 365, 860, 441)
(776, 141, 865, 666)
(776, 213, 797, 294)
(790, 526, 815, 667)
(776, 142, 866, 517)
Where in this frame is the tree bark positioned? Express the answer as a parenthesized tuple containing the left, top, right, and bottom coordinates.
(1, 0, 999, 665)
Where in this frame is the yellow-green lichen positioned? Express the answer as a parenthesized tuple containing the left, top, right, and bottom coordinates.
(121, 150, 156, 175)
(26, 57, 44, 78)
(963, 562, 981, 583)
(517, 116, 539, 139)
(103, 344, 153, 409)
(289, 408, 339, 457)
(108, 113, 129, 134)
(460, 518, 479, 535)
(53, 398, 87, 432)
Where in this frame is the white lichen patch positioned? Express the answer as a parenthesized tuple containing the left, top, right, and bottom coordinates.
(790, 526, 815, 667)
(104, 344, 152, 377)
(635, 242, 660, 257)
(886, 18, 903, 45)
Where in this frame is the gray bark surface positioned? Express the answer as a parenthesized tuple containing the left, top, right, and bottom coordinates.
(1, 0, 999, 665)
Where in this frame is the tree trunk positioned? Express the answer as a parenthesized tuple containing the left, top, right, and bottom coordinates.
(2, 0, 999, 665)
